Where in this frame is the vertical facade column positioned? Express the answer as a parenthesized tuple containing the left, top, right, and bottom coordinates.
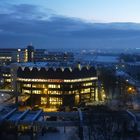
(93, 82, 96, 101)
(98, 81, 102, 101)
(47, 84, 50, 107)
(31, 83, 33, 108)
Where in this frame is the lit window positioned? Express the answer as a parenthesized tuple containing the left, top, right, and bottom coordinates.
(83, 82, 92, 86)
(48, 84, 60, 88)
(81, 88, 90, 93)
(41, 97, 47, 105)
(22, 89, 31, 94)
(32, 90, 41, 94)
(23, 84, 31, 87)
(49, 97, 62, 105)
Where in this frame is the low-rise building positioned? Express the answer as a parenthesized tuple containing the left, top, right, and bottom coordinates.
(2, 62, 98, 109)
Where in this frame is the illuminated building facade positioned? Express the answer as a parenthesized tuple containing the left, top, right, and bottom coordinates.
(0, 48, 24, 65)
(0, 45, 74, 66)
(25, 45, 34, 62)
(11, 62, 98, 108)
(0, 66, 11, 89)
(0, 46, 33, 65)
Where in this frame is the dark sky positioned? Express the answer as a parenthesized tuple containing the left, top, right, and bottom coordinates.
(1, 2, 140, 50)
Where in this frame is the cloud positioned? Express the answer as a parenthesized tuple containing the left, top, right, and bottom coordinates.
(10, 4, 52, 20)
(1, 3, 140, 50)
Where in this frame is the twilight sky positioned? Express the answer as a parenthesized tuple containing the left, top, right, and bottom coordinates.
(1, 0, 140, 23)
(1, 0, 140, 50)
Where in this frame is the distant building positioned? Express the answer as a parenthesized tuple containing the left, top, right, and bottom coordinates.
(34, 49, 46, 62)
(0, 48, 24, 65)
(0, 46, 33, 65)
(0, 45, 74, 66)
(44, 52, 74, 62)
(25, 45, 34, 62)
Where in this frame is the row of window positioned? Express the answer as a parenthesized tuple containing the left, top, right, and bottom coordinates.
(22, 82, 94, 89)
(2, 74, 11, 77)
(17, 77, 97, 83)
(41, 97, 62, 105)
(22, 88, 95, 95)
(5, 79, 11, 82)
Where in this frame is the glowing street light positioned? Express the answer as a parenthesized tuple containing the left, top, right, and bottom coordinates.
(1, 94, 4, 97)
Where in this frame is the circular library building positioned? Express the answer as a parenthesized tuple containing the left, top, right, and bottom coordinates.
(13, 62, 98, 109)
